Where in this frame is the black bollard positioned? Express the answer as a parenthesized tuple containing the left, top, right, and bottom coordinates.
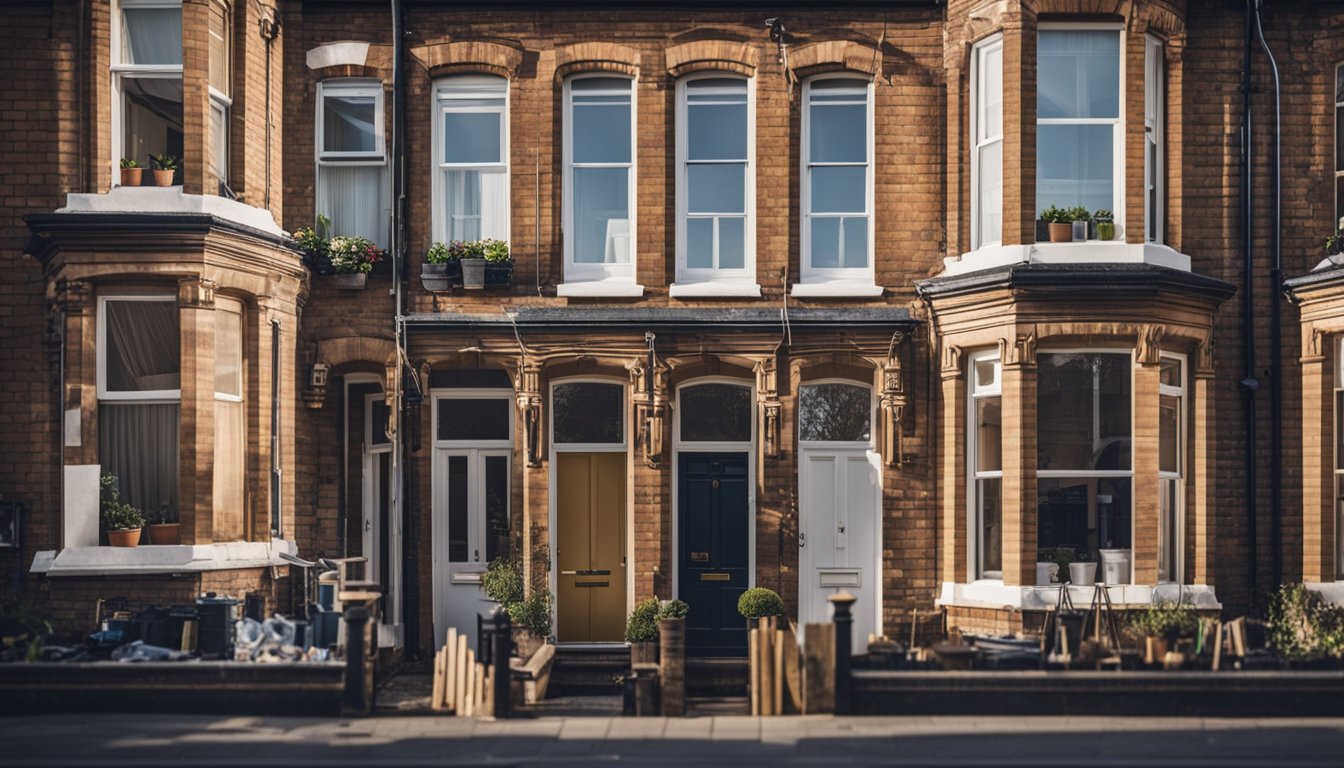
(491, 606, 512, 719)
(342, 605, 369, 716)
(829, 592, 856, 716)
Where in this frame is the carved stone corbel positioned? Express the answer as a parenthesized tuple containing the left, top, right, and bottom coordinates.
(755, 357, 782, 459)
(1137, 324, 1166, 365)
(628, 357, 669, 468)
(177, 276, 217, 308)
(54, 280, 92, 313)
(940, 344, 963, 380)
(1001, 330, 1037, 366)
(514, 359, 543, 467)
(879, 344, 908, 468)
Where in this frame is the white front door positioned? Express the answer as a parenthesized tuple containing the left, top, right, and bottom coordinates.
(799, 447, 880, 654)
(362, 394, 392, 588)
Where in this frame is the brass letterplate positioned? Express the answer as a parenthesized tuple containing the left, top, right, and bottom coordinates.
(690, 552, 710, 562)
(700, 573, 730, 582)
(575, 581, 609, 588)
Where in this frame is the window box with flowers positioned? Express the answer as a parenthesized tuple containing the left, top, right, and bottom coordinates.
(424, 239, 513, 291)
(292, 219, 386, 289)
(421, 241, 462, 292)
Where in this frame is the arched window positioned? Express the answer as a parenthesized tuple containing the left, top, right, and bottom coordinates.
(798, 382, 871, 443)
(679, 382, 752, 442)
(552, 381, 624, 446)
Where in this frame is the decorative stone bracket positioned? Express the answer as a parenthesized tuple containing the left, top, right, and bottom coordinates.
(515, 360, 543, 468)
(878, 339, 908, 468)
(628, 355, 670, 468)
(755, 357, 782, 460)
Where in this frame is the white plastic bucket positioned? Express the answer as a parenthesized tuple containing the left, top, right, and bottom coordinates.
(1099, 548, 1131, 585)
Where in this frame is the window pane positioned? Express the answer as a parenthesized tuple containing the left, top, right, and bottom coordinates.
(1336, 105, 1344, 173)
(1037, 353, 1132, 471)
(799, 383, 870, 442)
(448, 455, 468, 562)
(980, 46, 1003, 139)
(572, 99, 630, 163)
(484, 455, 509, 564)
(979, 477, 1002, 577)
(688, 164, 745, 214)
(443, 111, 501, 164)
(679, 383, 752, 442)
(1160, 394, 1179, 474)
(317, 164, 387, 245)
(438, 398, 510, 441)
(443, 168, 508, 242)
(688, 98, 747, 161)
(842, 216, 869, 269)
(572, 77, 630, 93)
(1038, 30, 1120, 119)
(719, 217, 745, 270)
(810, 217, 840, 268)
(214, 301, 241, 397)
(99, 402, 180, 519)
(553, 382, 623, 444)
(809, 103, 866, 163)
(573, 167, 629, 264)
(1036, 123, 1114, 213)
(1336, 391, 1344, 472)
(210, 100, 228, 180)
(208, 10, 228, 95)
(975, 360, 997, 391)
(1160, 358, 1182, 388)
(1037, 477, 1132, 566)
(123, 7, 182, 66)
(686, 218, 712, 268)
(977, 396, 1002, 472)
(324, 93, 377, 154)
(1337, 64, 1344, 104)
(123, 77, 184, 168)
(371, 400, 390, 446)
(977, 139, 1002, 244)
(105, 300, 180, 393)
(213, 398, 245, 540)
(1159, 477, 1179, 582)
(810, 166, 866, 213)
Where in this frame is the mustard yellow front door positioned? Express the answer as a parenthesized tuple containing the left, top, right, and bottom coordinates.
(556, 452, 627, 642)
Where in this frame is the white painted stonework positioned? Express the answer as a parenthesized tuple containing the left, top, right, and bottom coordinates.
(59, 186, 286, 237)
(937, 580, 1222, 611)
(31, 538, 297, 577)
(62, 464, 100, 549)
(940, 242, 1192, 277)
(306, 42, 371, 70)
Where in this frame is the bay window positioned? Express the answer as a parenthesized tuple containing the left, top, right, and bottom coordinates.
(113, 0, 184, 182)
(969, 352, 1003, 579)
(317, 79, 389, 246)
(563, 76, 636, 289)
(97, 296, 181, 518)
(800, 76, 875, 292)
(433, 75, 509, 245)
(1037, 27, 1122, 230)
(676, 76, 754, 290)
(972, 36, 1004, 250)
(1036, 352, 1133, 572)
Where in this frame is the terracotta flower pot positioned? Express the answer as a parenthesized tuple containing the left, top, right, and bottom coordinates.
(120, 167, 143, 187)
(147, 523, 180, 546)
(152, 169, 175, 186)
(1048, 222, 1073, 243)
(107, 528, 141, 547)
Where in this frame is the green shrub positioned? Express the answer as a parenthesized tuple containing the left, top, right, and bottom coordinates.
(1066, 205, 1091, 223)
(1092, 208, 1114, 223)
(481, 557, 525, 608)
(510, 589, 552, 638)
(1129, 600, 1199, 642)
(625, 598, 660, 643)
(0, 594, 52, 662)
(1268, 583, 1344, 661)
(481, 239, 511, 262)
(1040, 205, 1070, 224)
(657, 599, 689, 621)
(426, 241, 455, 264)
(149, 153, 178, 171)
(737, 588, 784, 620)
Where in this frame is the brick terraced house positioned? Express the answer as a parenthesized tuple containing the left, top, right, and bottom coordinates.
(4, 0, 1344, 659)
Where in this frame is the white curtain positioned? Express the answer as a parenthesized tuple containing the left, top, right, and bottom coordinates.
(213, 399, 245, 540)
(318, 164, 389, 246)
(105, 300, 179, 393)
(444, 169, 507, 242)
(122, 7, 182, 66)
(99, 403, 180, 519)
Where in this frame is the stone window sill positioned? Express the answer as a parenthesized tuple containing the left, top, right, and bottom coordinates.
(669, 281, 762, 298)
(790, 281, 884, 298)
(556, 281, 645, 298)
(940, 242, 1192, 278)
(59, 186, 285, 238)
(30, 538, 297, 577)
(937, 580, 1222, 611)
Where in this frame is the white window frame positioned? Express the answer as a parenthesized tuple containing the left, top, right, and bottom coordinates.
(96, 295, 181, 403)
(1158, 352, 1185, 584)
(431, 74, 510, 246)
(431, 389, 514, 568)
(1035, 348, 1135, 581)
(111, 0, 184, 183)
(1145, 35, 1165, 245)
(1334, 336, 1344, 579)
(1036, 23, 1126, 239)
(673, 74, 757, 294)
(208, 2, 230, 184)
(971, 35, 1004, 251)
(1335, 63, 1344, 231)
(967, 350, 1003, 581)
(213, 296, 243, 404)
(561, 74, 638, 292)
(315, 78, 389, 242)
(797, 75, 878, 296)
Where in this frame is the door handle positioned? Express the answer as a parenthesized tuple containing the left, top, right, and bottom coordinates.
(837, 523, 846, 534)
(474, 548, 479, 563)
(800, 532, 806, 548)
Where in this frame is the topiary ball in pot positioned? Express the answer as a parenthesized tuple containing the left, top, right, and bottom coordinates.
(625, 598, 660, 643)
(737, 587, 784, 621)
(657, 599, 689, 621)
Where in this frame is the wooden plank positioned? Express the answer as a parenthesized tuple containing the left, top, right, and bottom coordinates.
(749, 628, 760, 716)
(1211, 620, 1224, 672)
(759, 618, 774, 716)
(803, 622, 835, 715)
(782, 621, 803, 714)
(454, 633, 468, 716)
(464, 650, 476, 717)
(773, 628, 784, 716)
(431, 648, 445, 713)
(444, 629, 458, 713)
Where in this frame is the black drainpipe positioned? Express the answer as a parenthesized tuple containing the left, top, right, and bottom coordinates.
(1253, 0, 1283, 592)
(1241, 0, 1260, 609)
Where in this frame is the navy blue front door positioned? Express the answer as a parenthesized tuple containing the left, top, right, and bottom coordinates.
(679, 452, 749, 657)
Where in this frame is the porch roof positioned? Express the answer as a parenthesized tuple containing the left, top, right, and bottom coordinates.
(402, 306, 916, 334)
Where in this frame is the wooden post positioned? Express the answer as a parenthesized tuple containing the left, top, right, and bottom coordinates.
(749, 627, 760, 715)
(659, 618, 686, 717)
(802, 622, 835, 714)
(455, 633, 468, 714)
(773, 623, 784, 716)
(760, 618, 774, 716)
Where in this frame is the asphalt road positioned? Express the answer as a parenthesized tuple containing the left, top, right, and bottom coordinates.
(1, 712, 1342, 767)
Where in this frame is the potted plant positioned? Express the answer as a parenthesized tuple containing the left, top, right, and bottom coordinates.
(1066, 206, 1091, 240)
(458, 240, 488, 290)
(119, 158, 142, 187)
(626, 598, 661, 665)
(1325, 227, 1344, 260)
(482, 239, 513, 288)
(145, 504, 180, 546)
(326, 235, 384, 289)
(149, 154, 178, 186)
(1068, 550, 1097, 586)
(1041, 205, 1073, 243)
(737, 587, 784, 631)
(99, 473, 145, 548)
(482, 556, 543, 658)
(657, 598, 689, 640)
(422, 241, 461, 292)
(1093, 209, 1115, 241)
(1130, 600, 1198, 665)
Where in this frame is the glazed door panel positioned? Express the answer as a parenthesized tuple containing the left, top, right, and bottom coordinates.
(556, 452, 627, 642)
